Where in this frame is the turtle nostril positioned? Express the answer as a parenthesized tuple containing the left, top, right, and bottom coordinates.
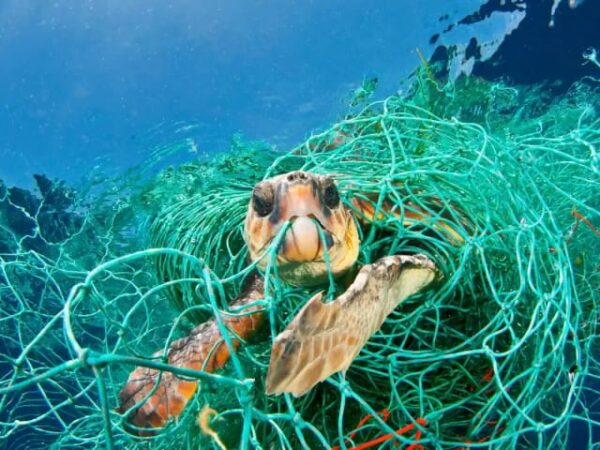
(287, 171, 307, 182)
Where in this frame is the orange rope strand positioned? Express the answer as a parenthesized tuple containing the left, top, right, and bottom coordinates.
(340, 416, 427, 450)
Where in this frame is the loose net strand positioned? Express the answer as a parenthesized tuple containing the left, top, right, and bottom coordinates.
(0, 71, 599, 449)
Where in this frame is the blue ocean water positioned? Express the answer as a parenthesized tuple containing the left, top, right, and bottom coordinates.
(1, 0, 524, 188)
(0, 1, 598, 449)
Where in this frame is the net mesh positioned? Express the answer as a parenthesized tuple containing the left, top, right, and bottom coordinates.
(0, 70, 599, 449)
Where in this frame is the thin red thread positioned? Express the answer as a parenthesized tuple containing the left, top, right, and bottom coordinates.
(331, 409, 390, 450)
(571, 208, 600, 237)
(550, 208, 599, 254)
(482, 368, 493, 382)
(344, 417, 427, 450)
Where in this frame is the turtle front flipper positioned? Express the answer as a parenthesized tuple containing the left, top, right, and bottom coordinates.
(351, 195, 468, 245)
(118, 275, 265, 433)
(265, 254, 437, 397)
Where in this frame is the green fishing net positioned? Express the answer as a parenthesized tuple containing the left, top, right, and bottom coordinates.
(0, 70, 598, 449)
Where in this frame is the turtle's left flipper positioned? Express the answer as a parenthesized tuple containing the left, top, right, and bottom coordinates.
(118, 274, 265, 433)
(265, 254, 438, 397)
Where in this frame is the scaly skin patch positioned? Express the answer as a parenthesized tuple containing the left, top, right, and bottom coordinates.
(265, 254, 438, 397)
(118, 276, 265, 431)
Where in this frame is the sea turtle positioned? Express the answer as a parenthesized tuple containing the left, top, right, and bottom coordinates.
(118, 170, 456, 431)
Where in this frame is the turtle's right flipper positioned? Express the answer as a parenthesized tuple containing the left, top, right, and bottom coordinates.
(265, 254, 438, 397)
(118, 275, 265, 433)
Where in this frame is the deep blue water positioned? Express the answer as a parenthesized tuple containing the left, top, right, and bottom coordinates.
(0, 1, 598, 448)
(1, 0, 520, 188)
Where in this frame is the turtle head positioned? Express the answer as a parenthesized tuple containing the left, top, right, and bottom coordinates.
(244, 171, 359, 286)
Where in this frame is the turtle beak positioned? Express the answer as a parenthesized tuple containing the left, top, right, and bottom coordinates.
(275, 181, 334, 263)
(278, 215, 335, 262)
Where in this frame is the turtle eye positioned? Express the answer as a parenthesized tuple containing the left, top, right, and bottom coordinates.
(252, 184, 274, 217)
(323, 182, 340, 209)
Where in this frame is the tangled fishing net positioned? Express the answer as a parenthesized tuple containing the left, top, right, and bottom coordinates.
(0, 68, 598, 449)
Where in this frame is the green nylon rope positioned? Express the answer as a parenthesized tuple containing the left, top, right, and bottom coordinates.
(0, 72, 598, 449)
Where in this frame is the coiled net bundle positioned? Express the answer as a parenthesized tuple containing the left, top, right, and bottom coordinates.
(0, 73, 598, 449)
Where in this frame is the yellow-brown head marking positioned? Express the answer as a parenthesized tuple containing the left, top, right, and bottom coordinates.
(244, 171, 359, 285)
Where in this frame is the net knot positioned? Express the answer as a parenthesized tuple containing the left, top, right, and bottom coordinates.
(292, 412, 304, 427)
(78, 347, 91, 367)
(237, 379, 255, 405)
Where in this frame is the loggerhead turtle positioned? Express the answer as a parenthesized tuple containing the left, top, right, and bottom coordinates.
(118, 170, 460, 431)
